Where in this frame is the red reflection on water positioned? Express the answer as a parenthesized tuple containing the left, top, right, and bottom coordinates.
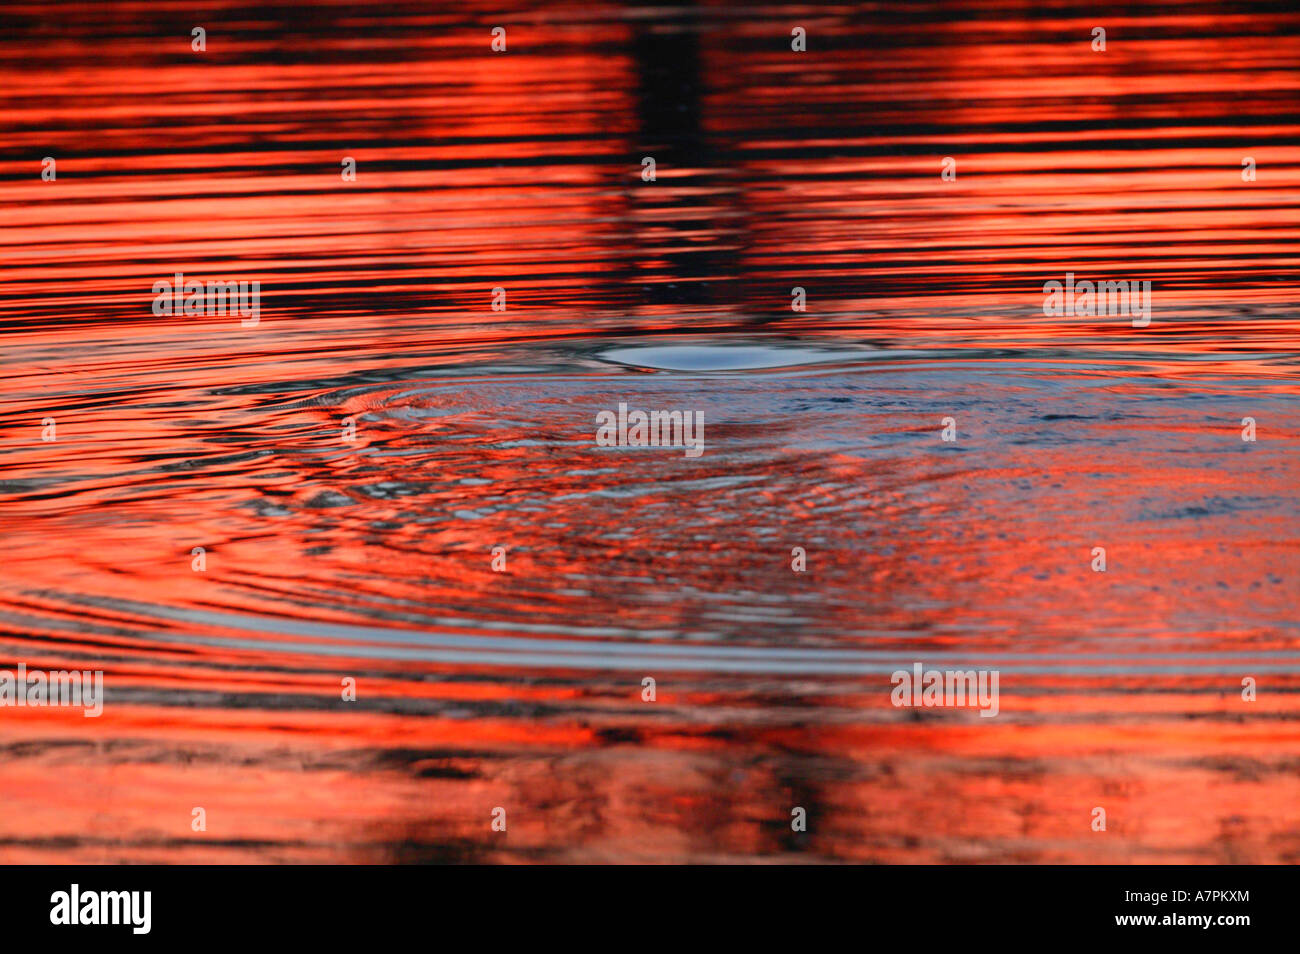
(1, 1, 1299, 863)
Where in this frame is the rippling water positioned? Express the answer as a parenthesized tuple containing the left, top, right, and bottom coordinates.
(2, 0, 1299, 863)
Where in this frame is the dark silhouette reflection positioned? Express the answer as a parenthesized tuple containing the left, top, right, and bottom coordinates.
(626, 4, 739, 312)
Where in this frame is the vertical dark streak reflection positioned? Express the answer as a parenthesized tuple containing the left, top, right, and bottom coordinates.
(629, 4, 736, 310)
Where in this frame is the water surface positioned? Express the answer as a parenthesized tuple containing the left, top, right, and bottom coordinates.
(1, 0, 1299, 862)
